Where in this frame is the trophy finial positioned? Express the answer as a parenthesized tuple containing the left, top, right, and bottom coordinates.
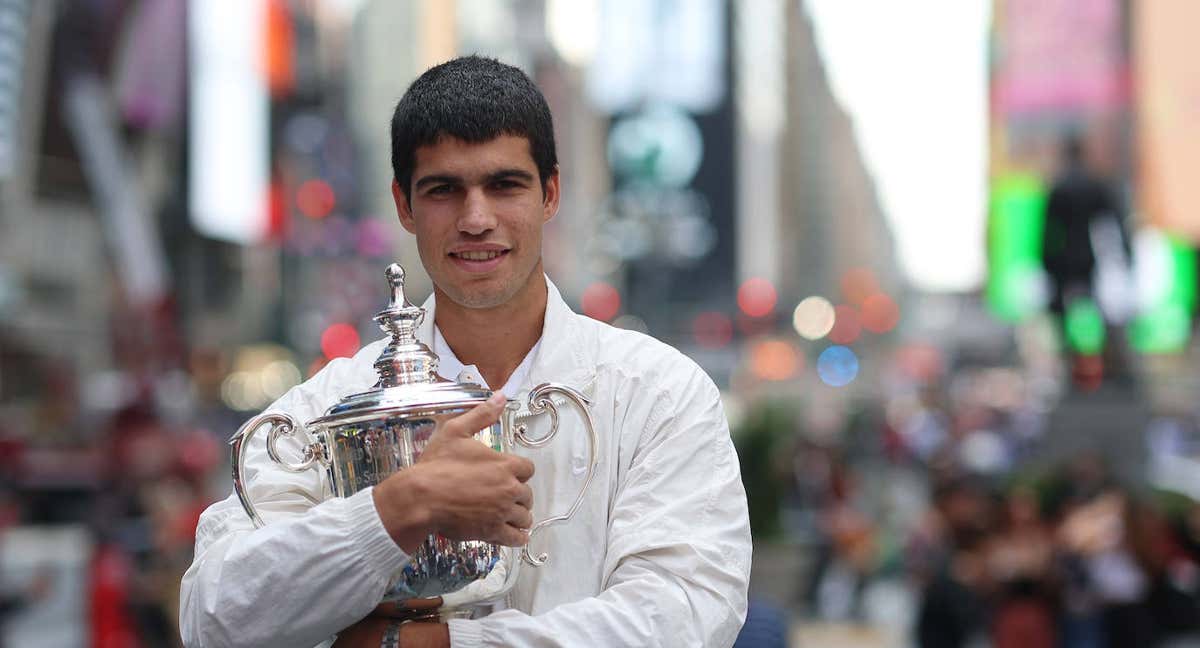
(373, 263, 439, 386)
(385, 263, 408, 309)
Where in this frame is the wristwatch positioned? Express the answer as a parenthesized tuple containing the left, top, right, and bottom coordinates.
(381, 621, 401, 648)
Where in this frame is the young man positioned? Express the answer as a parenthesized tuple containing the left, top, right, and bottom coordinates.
(179, 56, 751, 648)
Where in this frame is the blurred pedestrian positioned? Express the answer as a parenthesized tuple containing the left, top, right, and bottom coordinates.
(1040, 132, 1132, 385)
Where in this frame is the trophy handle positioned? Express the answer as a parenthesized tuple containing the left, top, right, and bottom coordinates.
(229, 412, 326, 528)
(507, 383, 598, 566)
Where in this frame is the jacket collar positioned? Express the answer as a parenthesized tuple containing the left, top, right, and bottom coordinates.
(413, 276, 593, 394)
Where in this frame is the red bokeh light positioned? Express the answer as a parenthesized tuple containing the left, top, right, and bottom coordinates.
(827, 305, 862, 345)
(320, 323, 360, 359)
(861, 293, 900, 333)
(693, 312, 734, 349)
(297, 179, 336, 219)
(737, 278, 777, 318)
(582, 282, 621, 321)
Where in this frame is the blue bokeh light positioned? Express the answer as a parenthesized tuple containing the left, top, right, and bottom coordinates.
(817, 345, 859, 387)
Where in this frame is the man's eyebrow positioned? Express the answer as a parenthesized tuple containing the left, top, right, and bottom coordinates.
(414, 174, 462, 190)
(485, 169, 536, 183)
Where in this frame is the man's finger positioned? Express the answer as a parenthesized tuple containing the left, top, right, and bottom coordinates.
(508, 455, 536, 482)
(514, 483, 533, 509)
(494, 524, 530, 548)
(435, 393, 507, 439)
(506, 504, 534, 531)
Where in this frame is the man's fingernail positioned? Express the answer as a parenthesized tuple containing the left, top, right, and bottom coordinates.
(488, 393, 506, 405)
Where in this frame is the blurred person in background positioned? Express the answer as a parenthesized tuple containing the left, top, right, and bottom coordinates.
(178, 56, 750, 648)
(985, 486, 1056, 648)
(0, 482, 54, 648)
(913, 474, 992, 648)
(1041, 132, 1132, 385)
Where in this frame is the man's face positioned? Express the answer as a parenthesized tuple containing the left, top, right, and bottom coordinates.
(394, 135, 559, 310)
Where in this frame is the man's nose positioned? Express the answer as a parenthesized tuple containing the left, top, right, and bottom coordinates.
(458, 189, 496, 235)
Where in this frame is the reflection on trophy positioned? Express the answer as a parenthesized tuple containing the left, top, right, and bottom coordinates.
(229, 263, 598, 619)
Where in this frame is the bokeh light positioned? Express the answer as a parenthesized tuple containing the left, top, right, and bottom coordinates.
(749, 339, 801, 381)
(221, 371, 262, 411)
(840, 267, 879, 305)
(297, 178, 336, 218)
(738, 277, 777, 318)
(582, 282, 621, 321)
(827, 304, 862, 344)
(861, 293, 900, 333)
(320, 323, 360, 359)
(817, 345, 859, 387)
(260, 360, 302, 399)
(1065, 298, 1105, 355)
(793, 296, 836, 340)
(693, 311, 734, 349)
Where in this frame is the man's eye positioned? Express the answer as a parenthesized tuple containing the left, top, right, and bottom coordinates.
(492, 180, 521, 190)
(427, 185, 453, 195)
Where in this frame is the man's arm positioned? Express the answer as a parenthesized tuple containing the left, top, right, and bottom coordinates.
(179, 352, 400, 648)
(180, 352, 534, 647)
(180, 486, 410, 648)
(448, 364, 751, 648)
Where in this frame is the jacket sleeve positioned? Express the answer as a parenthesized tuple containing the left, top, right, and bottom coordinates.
(448, 361, 752, 647)
(178, 347, 409, 648)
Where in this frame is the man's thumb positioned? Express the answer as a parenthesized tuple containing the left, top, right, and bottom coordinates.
(437, 392, 506, 438)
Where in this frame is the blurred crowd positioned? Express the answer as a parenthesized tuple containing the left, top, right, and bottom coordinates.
(764, 362, 1200, 648)
(0, 356, 231, 647)
(909, 459, 1200, 648)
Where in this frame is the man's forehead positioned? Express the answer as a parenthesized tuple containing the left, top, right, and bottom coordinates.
(412, 134, 537, 175)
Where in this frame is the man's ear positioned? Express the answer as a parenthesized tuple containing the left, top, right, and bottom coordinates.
(542, 168, 561, 224)
(392, 180, 416, 234)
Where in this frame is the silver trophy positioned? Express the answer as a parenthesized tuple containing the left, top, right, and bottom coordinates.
(229, 263, 597, 618)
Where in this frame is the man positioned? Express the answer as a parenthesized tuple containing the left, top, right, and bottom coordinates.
(179, 56, 751, 647)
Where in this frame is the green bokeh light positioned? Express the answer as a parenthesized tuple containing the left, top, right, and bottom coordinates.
(987, 173, 1046, 322)
(1129, 233, 1197, 354)
(1065, 297, 1105, 355)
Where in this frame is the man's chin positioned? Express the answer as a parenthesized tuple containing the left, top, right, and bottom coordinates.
(441, 285, 514, 310)
(435, 265, 541, 311)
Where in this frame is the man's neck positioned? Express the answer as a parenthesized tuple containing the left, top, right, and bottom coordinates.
(433, 270, 548, 390)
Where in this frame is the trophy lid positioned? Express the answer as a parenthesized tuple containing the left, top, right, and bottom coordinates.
(310, 263, 492, 427)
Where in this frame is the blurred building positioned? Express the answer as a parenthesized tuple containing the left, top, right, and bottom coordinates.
(1, 2, 122, 430)
(777, 1, 899, 307)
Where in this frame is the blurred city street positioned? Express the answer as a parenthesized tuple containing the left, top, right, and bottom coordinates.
(3, 0, 1200, 646)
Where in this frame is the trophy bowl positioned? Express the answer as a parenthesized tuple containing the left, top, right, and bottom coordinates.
(229, 264, 597, 617)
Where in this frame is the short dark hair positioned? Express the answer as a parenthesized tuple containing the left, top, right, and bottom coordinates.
(390, 56, 558, 199)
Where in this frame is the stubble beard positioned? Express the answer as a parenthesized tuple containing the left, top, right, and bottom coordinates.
(438, 260, 538, 311)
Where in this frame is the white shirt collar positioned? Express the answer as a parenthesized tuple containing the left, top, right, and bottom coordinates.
(412, 276, 590, 394)
(432, 325, 541, 399)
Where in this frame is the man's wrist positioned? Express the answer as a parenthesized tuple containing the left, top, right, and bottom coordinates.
(400, 621, 451, 648)
(373, 469, 435, 553)
(380, 621, 401, 648)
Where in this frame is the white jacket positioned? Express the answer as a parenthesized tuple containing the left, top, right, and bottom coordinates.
(179, 280, 751, 647)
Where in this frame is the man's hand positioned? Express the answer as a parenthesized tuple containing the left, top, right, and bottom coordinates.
(373, 393, 536, 552)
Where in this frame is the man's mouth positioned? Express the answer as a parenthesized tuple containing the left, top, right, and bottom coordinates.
(452, 250, 508, 261)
